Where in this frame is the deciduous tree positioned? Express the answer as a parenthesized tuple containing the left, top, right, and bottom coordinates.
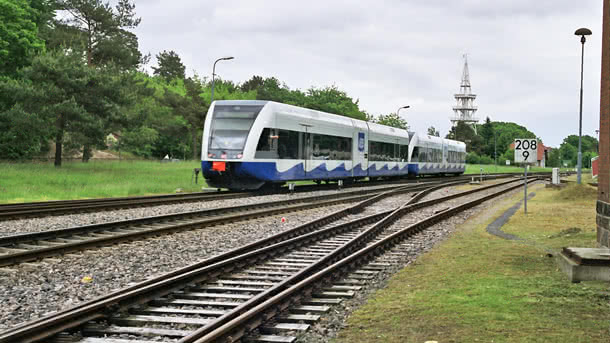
(375, 113, 408, 130)
(0, 0, 46, 76)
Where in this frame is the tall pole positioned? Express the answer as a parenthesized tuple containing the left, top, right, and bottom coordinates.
(210, 56, 235, 105)
(494, 130, 498, 173)
(396, 105, 410, 118)
(578, 39, 585, 184)
(523, 163, 527, 214)
(575, 28, 591, 184)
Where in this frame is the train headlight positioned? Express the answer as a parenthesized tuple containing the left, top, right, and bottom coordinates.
(236, 153, 243, 159)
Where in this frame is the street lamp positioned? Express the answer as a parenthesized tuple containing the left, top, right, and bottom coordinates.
(397, 105, 410, 130)
(396, 105, 410, 117)
(210, 56, 235, 105)
(575, 27, 592, 184)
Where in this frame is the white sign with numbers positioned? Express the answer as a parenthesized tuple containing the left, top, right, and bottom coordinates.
(514, 139, 538, 164)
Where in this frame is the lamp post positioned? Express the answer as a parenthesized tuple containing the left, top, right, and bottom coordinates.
(575, 27, 592, 184)
(397, 105, 410, 131)
(210, 56, 235, 105)
(396, 105, 410, 117)
(488, 116, 497, 171)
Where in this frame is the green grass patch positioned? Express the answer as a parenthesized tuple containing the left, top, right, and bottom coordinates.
(335, 184, 609, 343)
(0, 160, 206, 203)
(465, 164, 553, 174)
(0, 160, 569, 204)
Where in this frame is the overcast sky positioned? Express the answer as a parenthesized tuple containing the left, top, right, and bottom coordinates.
(133, 0, 604, 147)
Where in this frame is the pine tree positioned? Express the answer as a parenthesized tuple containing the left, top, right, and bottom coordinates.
(54, 0, 143, 69)
(153, 50, 186, 82)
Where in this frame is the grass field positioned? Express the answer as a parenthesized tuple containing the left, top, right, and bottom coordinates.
(465, 164, 554, 174)
(0, 160, 561, 203)
(0, 160, 205, 203)
(335, 181, 608, 343)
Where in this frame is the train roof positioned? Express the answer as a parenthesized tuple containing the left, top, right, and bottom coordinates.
(212, 100, 411, 138)
(212, 100, 270, 108)
(367, 121, 410, 140)
(411, 133, 466, 150)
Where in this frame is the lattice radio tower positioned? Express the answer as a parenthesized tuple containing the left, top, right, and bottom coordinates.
(451, 54, 479, 133)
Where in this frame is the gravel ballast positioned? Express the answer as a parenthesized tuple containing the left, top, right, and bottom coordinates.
(0, 183, 416, 237)
(293, 182, 540, 343)
(0, 180, 528, 336)
(0, 204, 351, 330)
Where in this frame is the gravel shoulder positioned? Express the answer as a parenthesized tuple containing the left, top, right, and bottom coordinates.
(0, 184, 410, 237)
(0, 179, 523, 333)
(0, 183, 425, 330)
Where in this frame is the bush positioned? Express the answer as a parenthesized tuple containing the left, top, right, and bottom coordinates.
(479, 155, 494, 165)
(466, 152, 480, 164)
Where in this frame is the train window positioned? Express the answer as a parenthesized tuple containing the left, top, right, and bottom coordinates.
(208, 105, 263, 152)
(310, 134, 352, 160)
(255, 128, 352, 160)
(312, 134, 330, 160)
(333, 136, 352, 160)
(278, 129, 300, 159)
(369, 141, 378, 161)
(368, 141, 400, 161)
(399, 145, 409, 162)
(255, 128, 279, 159)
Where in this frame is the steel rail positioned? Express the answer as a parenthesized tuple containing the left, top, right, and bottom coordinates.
(0, 181, 468, 343)
(191, 177, 539, 343)
(0, 183, 428, 247)
(0, 177, 446, 220)
(0, 184, 436, 267)
(0, 177, 528, 343)
(180, 177, 538, 342)
(0, 192, 253, 220)
(0, 172, 539, 220)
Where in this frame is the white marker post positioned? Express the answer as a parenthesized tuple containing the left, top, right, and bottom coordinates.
(514, 139, 538, 214)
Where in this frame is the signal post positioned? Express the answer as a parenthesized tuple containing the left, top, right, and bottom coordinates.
(514, 139, 538, 214)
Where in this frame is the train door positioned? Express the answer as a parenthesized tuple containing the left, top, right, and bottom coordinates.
(352, 120, 368, 177)
(299, 124, 312, 177)
(443, 142, 448, 168)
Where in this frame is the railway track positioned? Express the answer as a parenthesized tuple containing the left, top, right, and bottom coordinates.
(0, 182, 442, 268)
(0, 176, 541, 343)
(0, 191, 257, 221)
(0, 173, 534, 220)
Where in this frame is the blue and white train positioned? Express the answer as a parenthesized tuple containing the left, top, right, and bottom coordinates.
(201, 100, 466, 190)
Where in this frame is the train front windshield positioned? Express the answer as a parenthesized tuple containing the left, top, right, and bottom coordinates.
(208, 105, 263, 158)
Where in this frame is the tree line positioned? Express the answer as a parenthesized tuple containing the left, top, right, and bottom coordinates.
(1, 0, 388, 166)
(0, 1, 596, 168)
(444, 118, 598, 168)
